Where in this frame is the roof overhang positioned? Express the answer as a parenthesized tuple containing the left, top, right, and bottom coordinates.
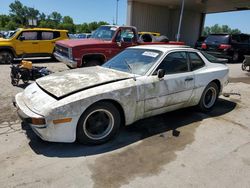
(129, 0, 250, 13)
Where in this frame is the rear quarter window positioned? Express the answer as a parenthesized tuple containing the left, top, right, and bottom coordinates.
(53, 31, 61, 39)
(188, 52, 205, 71)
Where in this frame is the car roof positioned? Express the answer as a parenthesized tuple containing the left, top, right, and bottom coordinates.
(129, 45, 193, 53)
(19, 28, 68, 32)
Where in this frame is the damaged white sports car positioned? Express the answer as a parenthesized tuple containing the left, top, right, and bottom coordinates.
(14, 45, 229, 144)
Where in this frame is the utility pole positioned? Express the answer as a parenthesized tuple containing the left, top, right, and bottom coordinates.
(116, 0, 119, 25)
(177, 0, 185, 41)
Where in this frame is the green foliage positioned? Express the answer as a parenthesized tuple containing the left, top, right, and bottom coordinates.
(75, 21, 109, 33)
(202, 24, 241, 36)
(0, 0, 109, 33)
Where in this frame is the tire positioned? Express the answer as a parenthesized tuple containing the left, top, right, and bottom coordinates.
(83, 59, 102, 67)
(0, 51, 14, 64)
(242, 60, 247, 71)
(232, 51, 239, 63)
(20, 69, 30, 84)
(10, 71, 20, 86)
(76, 102, 121, 145)
(198, 82, 219, 112)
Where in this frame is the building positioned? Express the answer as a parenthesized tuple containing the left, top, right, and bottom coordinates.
(127, 0, 250, 46)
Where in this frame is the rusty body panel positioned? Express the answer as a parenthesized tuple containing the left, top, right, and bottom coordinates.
(14, 45, 229, 143)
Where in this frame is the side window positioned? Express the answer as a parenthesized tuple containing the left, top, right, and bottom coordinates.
(189, 52, 205, 71)
(240, 35, 249, 44)
(20, 31, 38, 40)
(41, 31, 53, 40)
(156, 52, 188, 74)
(116, 28, 134, 42)
(53, 31, 61, 39)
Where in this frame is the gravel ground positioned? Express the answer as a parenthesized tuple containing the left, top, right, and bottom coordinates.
(0, 61, 249, 188)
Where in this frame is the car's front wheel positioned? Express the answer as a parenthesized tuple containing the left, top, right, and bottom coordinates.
(198, 82, 219, 112)
(76, 102, 121, 145)
(0, 51, 13, 64)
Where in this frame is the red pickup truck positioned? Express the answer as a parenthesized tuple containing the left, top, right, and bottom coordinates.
(54, 25, 184, 68)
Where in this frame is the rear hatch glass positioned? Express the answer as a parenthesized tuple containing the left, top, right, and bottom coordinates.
(205, 35, 230, 44)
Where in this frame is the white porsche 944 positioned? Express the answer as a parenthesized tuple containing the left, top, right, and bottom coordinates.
(14, 45, 229, 144)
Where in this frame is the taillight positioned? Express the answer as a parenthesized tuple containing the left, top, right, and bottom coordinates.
(219, 44, 231, 50)
(201, 43, 207, 49)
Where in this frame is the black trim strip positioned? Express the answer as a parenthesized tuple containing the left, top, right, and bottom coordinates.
(36, 77, 133, 100)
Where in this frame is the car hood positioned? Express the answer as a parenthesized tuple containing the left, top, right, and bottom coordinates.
(56, 38, 109, 48)
(36, 66, 134, 99)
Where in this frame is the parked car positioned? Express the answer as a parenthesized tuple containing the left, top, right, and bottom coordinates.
(201, 33, 250, 62)
(14, 45, 229, 144)
(0, 28, 69, 64)
(194, 36, 206, 49)
(138, 32, 161, 37)
(76, 33, 92, 39)
(54, 25, 184, 68)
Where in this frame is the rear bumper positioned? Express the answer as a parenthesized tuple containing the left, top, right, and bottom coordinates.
(53, 52, 77, 68)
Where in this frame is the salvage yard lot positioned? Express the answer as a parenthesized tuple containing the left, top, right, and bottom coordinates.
(0, 61, 250, 188)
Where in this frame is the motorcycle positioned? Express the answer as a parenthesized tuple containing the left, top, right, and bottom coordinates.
(10, 60, 52, 86)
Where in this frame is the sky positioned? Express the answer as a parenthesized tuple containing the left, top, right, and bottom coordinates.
(0, 0, 249, 34)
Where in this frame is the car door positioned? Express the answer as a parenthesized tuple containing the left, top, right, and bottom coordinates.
(107, 28, 136, 60)
(15, 31, 40, 56)
(39, 31, 59, 54)
(143, 51, 194, 115)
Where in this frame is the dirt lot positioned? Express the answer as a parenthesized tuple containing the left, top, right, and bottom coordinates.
(0, 61, 249, 188)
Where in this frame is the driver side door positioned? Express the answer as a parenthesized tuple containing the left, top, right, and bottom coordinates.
(143, 51, 195, 117)
(15, 31, 40, 56)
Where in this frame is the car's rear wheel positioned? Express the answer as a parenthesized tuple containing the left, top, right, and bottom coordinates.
(0, 51, 13, 64)
(198, 82, 219, 112)
(76, 102, 121, 144)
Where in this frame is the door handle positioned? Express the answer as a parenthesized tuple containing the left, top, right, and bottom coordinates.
(32, 42, 38, 44)
(185, 77, 194, 81)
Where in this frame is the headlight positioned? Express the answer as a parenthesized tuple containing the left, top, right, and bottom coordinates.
(68, 48, 73, 59)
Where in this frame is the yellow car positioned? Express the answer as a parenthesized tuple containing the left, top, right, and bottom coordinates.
(0, 28, 68, 64)
(138, 32, 161, 37)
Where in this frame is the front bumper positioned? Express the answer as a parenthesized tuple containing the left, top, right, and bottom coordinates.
(13, 93, 76, 143)
(53, 52, 77, 68)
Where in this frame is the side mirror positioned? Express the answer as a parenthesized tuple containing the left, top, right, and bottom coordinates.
(117, 41, 122, 47)
(157, 69, 165, 78)
(19, 36, 25, 41)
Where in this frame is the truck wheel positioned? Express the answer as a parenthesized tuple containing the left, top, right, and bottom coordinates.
(84, 59, 102, 67)
(232, 51, 239, 63)
(0, 51, 13, 64)
(76, 102, 121, 145)
(198, 82, 219, 112)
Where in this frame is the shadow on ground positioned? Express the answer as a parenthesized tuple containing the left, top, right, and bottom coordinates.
(21, 98, 236, 158)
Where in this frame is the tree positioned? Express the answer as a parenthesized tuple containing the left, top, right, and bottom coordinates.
(0, 15, 11, 29)
(63, 16, 73, 24)
(9, 0, 27, 25)
(202, 24, 241, 36)
(50, 11, 62, 23)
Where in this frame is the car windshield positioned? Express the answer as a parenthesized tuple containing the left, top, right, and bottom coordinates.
(102, 48, 162, 75)
(91, 26, 117, 41)
(4, 29, 19, 39)
(205, 35, 229, 44)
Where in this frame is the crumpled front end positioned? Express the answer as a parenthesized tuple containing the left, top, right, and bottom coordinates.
(13, 83, 78, 143)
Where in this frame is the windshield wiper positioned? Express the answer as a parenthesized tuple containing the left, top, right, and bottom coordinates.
(124, 59, 133, 73)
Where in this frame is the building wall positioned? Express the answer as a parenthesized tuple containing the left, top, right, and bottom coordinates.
(127, 1, 205, 46)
